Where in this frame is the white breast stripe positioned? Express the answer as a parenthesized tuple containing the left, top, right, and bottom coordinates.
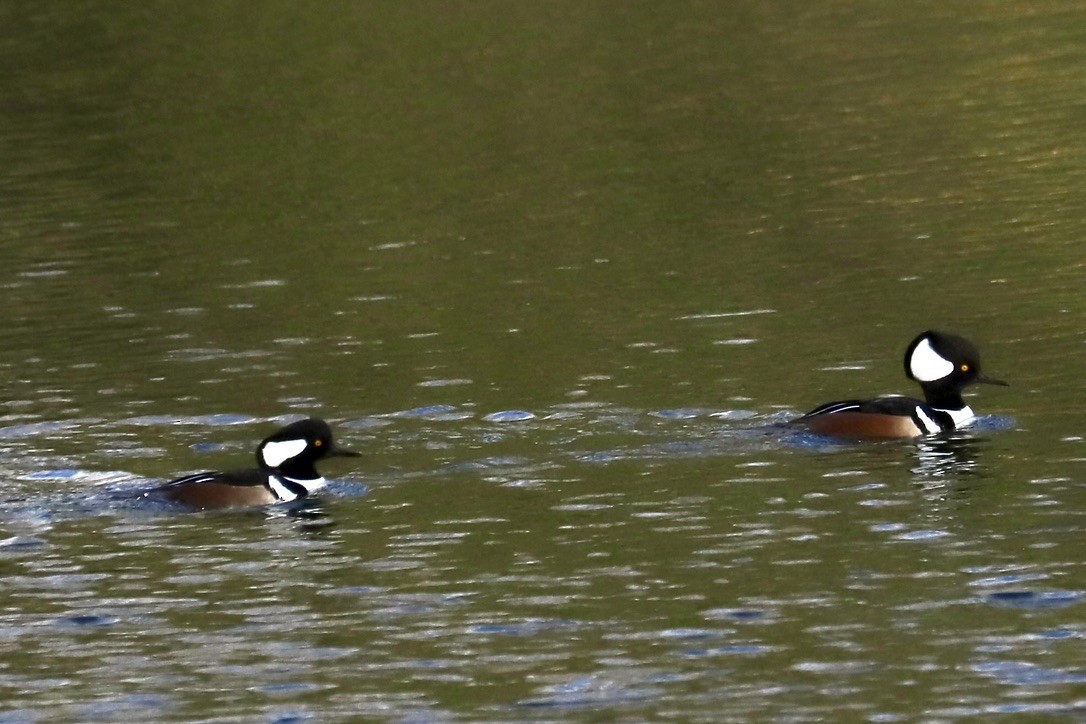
(909, 338, 954, 382)
(914, 407, 940, 434)
(267, 476, 300, 501)
(938, 405, 974, 428)
(261, 438, 308, 468)
(288, 476, 326, 494)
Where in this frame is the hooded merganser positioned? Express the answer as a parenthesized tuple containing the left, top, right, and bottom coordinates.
(794, 330, 1007, 439)
(148, 418, 360, 509)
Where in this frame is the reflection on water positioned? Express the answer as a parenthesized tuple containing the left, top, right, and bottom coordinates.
(912, 434, 985, 481)
(0, 404, 1082, 719)
(2, 0, 1085, 720)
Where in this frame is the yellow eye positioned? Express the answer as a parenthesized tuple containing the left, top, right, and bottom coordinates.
(960, 364, 970, 372)
(314, 439, 323, 447)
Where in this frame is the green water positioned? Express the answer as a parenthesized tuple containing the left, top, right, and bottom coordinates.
(0, 2, 1083, 721)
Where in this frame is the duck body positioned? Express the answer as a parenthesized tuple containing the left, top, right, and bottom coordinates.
(152, 468, 309, 508)
(148, 418, 359, 510)
(798, 395, 968, 439)
(794, 331, 1006, 440)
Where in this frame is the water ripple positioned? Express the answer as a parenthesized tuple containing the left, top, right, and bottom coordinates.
(984, 590, 1082, 610)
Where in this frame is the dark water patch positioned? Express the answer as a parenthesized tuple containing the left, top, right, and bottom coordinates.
(1034, 628, 1080, 641)
(53, 613, 119, 628)
(972, 660, 1086, 686)
(253, 681, 328, 695)
(984, 590, 1082, 610)
(703, 608, 770, 622)
(265, 710, 312, 724)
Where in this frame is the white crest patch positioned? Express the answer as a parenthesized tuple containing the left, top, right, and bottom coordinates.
(909, 337, 954, 382)
(914, 407, 940, 434)
(260, 438, 308, 468)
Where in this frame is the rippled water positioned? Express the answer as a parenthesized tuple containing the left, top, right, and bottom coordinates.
(2, 1, 1085, 721)
(1, 404, 1081, 720)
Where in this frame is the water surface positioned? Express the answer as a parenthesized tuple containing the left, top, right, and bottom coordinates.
(1, 2, 1084, 720)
